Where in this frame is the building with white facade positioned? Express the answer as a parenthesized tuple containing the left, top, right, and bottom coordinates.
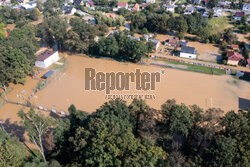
(35, 50, 59, 68)
(180, 46, 197, 59)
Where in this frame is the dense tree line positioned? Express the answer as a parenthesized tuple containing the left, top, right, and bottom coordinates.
(0, 26, 39, 86)
(90, 31, 150, 62)
(38, 16, 108, 53)
(0, 6, 39, 25)
(1, 99, 248, 166)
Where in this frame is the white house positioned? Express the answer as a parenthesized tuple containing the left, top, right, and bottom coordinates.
(213, 7, 223, 17)
(180, 46, 197, 59)
(165, 5, 175, 13)
(242, 3, 250, 14)
(35, 50, 59, 68)
(149, 39, 160, 50)
(184, 6, 194, 14)
(146, 0, 156, 3)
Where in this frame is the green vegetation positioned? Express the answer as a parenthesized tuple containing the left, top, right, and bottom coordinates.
(90, 31, 151, 62)
(1, 98, 247, 166)
(208, 16, 232, 34)
(0, 27, 39, 86)
(157, 59, 226, 75)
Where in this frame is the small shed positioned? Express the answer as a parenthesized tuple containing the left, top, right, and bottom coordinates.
(42, 70, 54, 79)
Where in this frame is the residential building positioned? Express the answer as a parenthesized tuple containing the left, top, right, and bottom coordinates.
(184, 6, 194, 14)
(74, 0, 83, 6)
(106, 13, 116, 19)
(132, 3, 140, 12)
(242, 3, 250, 14)
(85, 0, 94, 9)
(35, 50, 59, 68)
(117, 2, 128, 9)
(233, 12, 244, 21)
(143, 34, 153, 41)
(180, 46, 197, 59)
(165, 5, 175, 13)
(149, 39, 160, 50)
(164, 36, 179, 47)
(146, 0, 155, 3)
(227, 51, 243, 65)
(62, 6, 77, 15)
(193, 0, 201, 5)
(230, 44, 239, 50)
(213, 7, 223, 17)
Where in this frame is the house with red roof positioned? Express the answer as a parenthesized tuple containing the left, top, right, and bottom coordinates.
(132, 3, 140, 12)
(106, 13, 116, 19)
(117, 2, 128, 9)
(230, 44, 239, 50)
(227, 51, 243, 66)
(234, 12, 245, 21)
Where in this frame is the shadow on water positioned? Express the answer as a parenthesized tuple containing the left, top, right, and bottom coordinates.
(0, 118, 25, 142)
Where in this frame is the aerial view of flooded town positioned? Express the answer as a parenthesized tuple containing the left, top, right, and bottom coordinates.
(0, 0, 249, 166)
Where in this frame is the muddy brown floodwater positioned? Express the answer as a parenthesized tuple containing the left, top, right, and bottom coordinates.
(27, 55, 250, 113)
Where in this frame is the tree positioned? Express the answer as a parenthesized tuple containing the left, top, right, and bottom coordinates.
(161, 100, 194, 138)
(135, 0, 143, 4)
(203, 136, 237, 167)
(223, 28, 237, 44)
(0, 23, 5, 40)
(18, 108, 55, 162)
(0, 130, 27, 167)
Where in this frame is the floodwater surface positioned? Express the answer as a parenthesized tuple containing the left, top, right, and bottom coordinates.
(31, 56, 250, 113)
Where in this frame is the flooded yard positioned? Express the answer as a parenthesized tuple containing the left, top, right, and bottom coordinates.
(28, 56, 250, 113)
(0, 55, 250, 124)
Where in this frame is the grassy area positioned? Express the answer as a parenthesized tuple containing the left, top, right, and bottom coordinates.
(157, 59, 226, 75)
(208, 16, 232, 34)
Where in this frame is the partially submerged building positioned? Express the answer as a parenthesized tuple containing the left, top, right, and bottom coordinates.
(35, 50, 59, 68)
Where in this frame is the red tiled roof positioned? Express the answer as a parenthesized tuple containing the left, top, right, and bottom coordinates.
(106, 13, 116, 19)
(37, 50, 57, 61)
(235, 12, 244, 17)
(118, 2, 127, 7)
(132, 3, 140, 11)
(231, 44, 239, 49)
(228, 51, 243, 61)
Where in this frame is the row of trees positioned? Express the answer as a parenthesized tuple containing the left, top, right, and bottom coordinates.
(1, 99, 248, 166)
(90, 31, 151, 62)
(37, 16, 108, 52)
(0, 6, 39, 24)
(130, 12, 208, 37)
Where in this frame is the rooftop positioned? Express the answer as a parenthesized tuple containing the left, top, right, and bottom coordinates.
(37, 50, 57, 61)
(181, 46, 196, 54)
(118, 2, 127, 7)
(228, 51, 243, 61)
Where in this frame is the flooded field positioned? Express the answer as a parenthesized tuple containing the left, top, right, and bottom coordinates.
(25, 56, 250, 112)
(1, 55, 250, 122)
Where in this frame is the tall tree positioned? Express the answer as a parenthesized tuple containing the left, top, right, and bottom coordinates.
(18, 108, 55, 162)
